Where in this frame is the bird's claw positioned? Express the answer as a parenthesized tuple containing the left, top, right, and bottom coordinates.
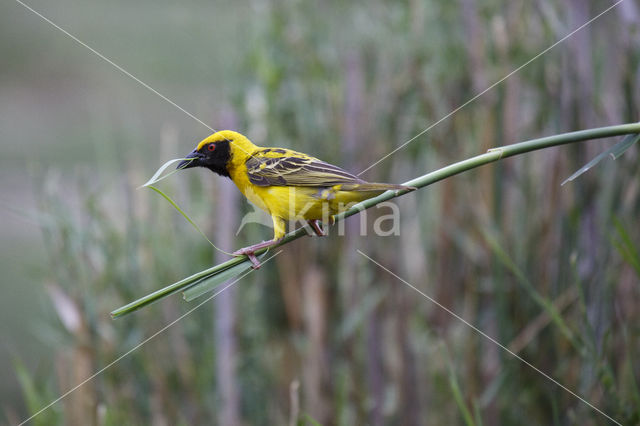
(233, 248, 261, 269)
(232, 238, 282, 269)
(307, 219, 327, 237)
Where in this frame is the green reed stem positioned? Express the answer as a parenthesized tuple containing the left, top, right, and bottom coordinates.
(111, 122, 640, 318)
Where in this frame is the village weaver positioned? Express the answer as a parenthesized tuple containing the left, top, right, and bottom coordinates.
(178, 130, 414, 268)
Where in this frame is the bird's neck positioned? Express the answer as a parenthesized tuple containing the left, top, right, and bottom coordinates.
(227, 136, 259, 173)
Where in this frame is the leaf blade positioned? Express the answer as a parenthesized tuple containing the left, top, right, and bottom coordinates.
(562, 133, 639, 185)
(182, 258, 260, 301)
(139, 157, 193, 188)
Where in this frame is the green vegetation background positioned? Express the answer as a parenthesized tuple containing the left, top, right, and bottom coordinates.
(1, 0, 639, 424)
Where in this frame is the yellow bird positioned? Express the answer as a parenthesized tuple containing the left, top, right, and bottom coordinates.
(178, 130, 414, 267)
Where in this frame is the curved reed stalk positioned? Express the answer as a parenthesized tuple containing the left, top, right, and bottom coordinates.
(111, 122, 640, 318)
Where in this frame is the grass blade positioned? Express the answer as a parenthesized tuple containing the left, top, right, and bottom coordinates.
(449, 364, 476, 426)
(612, 217, 640, 277)
(139, 157, 193, 188)
(147, 185, 233, 256)
(482, 229, 578, 348)
(609, 133, 640, 159)
(110, 258, 254, 318)
(182, 256, 262, 301)
(562, 133, 639, 185)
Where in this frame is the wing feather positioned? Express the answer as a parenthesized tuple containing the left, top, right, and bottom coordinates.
(245, 148, 415, 193)
(246, 150, 365, 188)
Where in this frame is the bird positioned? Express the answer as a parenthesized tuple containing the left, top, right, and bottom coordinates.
(177, 130, 415, 268)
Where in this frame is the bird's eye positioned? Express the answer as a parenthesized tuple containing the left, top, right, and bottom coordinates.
(208, 144, 216, 152)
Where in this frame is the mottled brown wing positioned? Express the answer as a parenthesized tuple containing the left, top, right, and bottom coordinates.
(245, 154, 366, 188)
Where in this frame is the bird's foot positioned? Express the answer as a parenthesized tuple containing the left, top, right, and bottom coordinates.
(233, 248, 261, 269)
(307, 220, 326, 237)
(233, 239, 281, 269)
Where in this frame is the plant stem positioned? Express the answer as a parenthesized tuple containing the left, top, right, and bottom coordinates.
(111, 122, 640, 318)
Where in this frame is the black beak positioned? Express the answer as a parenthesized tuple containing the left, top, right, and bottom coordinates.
(177, 150, 203, 170)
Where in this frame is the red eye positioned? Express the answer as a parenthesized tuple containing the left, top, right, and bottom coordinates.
(207, 144, 216, 152)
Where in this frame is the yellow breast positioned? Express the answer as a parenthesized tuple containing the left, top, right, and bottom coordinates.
(229, 168, 381, 221)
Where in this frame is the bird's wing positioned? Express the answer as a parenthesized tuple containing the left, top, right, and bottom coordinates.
(245, 149, 366, 189)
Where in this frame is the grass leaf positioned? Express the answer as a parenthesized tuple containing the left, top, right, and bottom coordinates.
(449, 364, 476, 426)
(110, 258, 252, 318)
(147, 185, 233, 256)
(139, 158, 192, 188)
(612, 217, 640, 277)
(609, 133, 640, 159)
(182, 257, 261, 301)
(562, 133, 639, 185)
(482, 229, 579, 348)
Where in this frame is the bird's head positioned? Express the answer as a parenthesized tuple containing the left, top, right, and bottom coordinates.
(177, 130, 252, 177)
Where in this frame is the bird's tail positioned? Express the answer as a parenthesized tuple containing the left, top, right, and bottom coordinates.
(344, 182, 417, 192)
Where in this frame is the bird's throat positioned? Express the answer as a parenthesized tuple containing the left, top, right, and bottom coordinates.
(206, 163, 231, 178)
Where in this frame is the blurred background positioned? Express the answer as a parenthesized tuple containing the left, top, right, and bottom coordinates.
(1, 0, 639, 424)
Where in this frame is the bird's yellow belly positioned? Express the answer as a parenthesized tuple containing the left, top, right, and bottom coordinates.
(240, 184, 271, 213)
(249, 185, 383, 220)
